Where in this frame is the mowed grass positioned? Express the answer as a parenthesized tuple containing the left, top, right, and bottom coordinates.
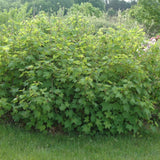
(0, 123, 160, 160)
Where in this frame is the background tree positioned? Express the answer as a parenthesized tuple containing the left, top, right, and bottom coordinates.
(0, 0, 21, 10)
(0, 0, 105, 15)
(68, 2, 102, 17)
(74, 0, 105, 10)
(24, 0, 74, 15)
(107, 8, 117, 16)
(129, 0, 160, 35)
(0, 0, 74, 14)
(105, 0, 136, 11)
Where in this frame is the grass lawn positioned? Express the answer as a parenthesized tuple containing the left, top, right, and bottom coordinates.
(0, 123, 160, 160)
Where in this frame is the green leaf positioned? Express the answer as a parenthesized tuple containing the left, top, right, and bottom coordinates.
(104, 121, 111, 129)
(34, 110, 41, 118)
(126, 124, 133, 131)
(59, 104, 67, 111)
(82, 124, 91, 134)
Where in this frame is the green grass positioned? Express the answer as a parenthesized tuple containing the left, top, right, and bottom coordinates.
(0, 123, 160, 160)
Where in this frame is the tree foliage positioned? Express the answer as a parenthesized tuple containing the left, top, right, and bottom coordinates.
(0, 0, 22, 11)
(68, 2, 102, 17)
(0, 0, 105, 15)
(105, 0, 137, 11)
(74, 0, 105, 10)
(0, 0, 74, 15)
(129, 0, 160, 35)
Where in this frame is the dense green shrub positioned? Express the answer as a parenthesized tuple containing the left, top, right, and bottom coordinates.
(0, 11, 159, 135)
(139, 46, 160, 122)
